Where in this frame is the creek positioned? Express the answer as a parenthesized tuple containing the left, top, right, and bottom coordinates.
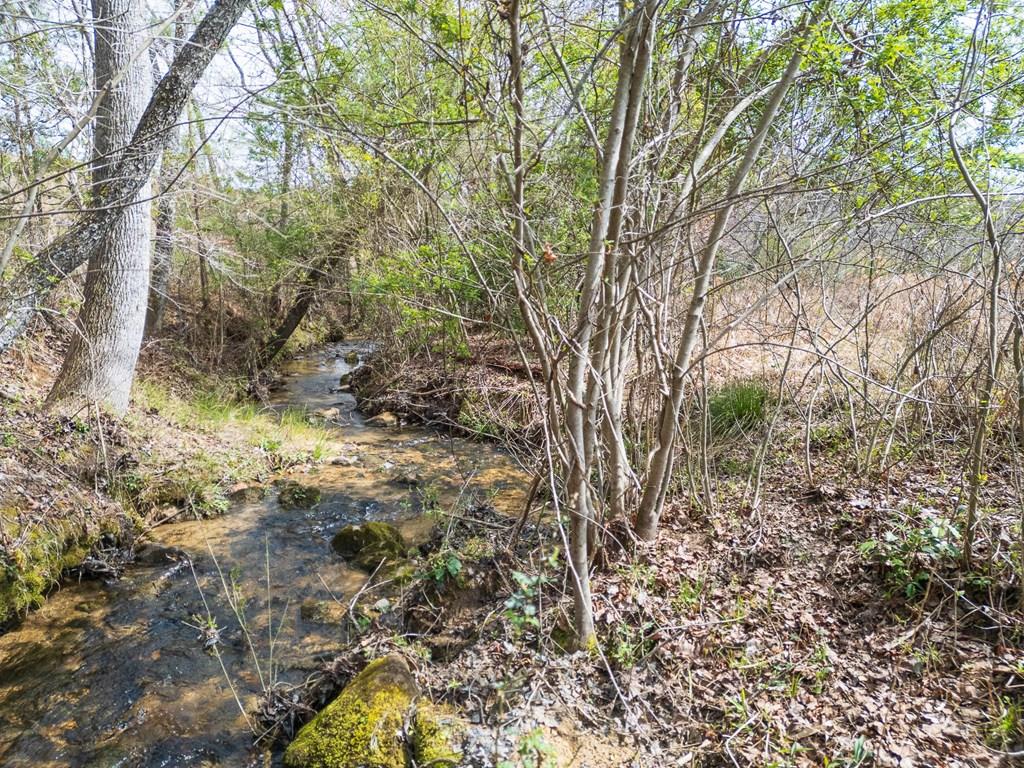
(0, 343, 527, 767)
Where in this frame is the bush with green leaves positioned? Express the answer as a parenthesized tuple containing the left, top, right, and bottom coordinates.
(859, 510, 961, 598)
(353, 240, 482, 359)
(504, 570, 544, 636)
(425, 549, 463, 585)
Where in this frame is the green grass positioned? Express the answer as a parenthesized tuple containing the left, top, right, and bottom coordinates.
(987, 696, 1024, 750)
(123, 378, 341, 515)
(707, 379, 770, 436)
(134, 379, 332, 450)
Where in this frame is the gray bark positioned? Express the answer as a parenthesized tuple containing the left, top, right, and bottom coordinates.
(562, 0, 659, 646)
(0, 0, 250, 357)
(635, 16, 817, 540)
(48, 0, 153, 413)
(146, 11, 186, 337)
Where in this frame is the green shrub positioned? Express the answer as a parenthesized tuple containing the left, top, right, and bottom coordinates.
(859, 510, 960, 598)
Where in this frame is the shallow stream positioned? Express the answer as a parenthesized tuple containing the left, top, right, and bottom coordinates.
(0, 343, 527, 767)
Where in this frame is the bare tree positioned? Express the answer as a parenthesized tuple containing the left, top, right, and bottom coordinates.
(635, 7, 822, 540)
(0, 0, 251, 358)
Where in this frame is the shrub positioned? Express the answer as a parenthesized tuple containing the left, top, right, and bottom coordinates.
(859, 510, 961, 598)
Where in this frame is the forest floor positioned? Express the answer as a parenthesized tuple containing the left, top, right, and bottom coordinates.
(1, 328, 1022, 767)
(339, 343, 1024, 768)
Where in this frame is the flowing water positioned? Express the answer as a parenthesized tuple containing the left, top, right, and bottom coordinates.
(0, 343, 528, 767)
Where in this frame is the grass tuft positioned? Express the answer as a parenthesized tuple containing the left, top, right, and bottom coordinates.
(707, 379, 770, 436)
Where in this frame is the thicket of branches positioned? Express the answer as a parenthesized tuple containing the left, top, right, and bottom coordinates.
(2, 0, 1024, 644)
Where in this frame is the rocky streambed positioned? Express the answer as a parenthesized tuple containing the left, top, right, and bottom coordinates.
(0, 343, 528, 766)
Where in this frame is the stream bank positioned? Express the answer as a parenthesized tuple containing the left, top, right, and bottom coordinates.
(3, 337, 1012, 768)
(0, 341, 534, 765)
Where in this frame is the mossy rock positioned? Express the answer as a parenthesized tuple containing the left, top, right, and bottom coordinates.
(331, 522, 405, 571)
(277, 480, 322, 510)
(283, 654, 416, 768)
(283, 655, 464, 768)
(411, 702, 464, 767)
(0, 512, 125, 626)
(344, 351, 360, 365)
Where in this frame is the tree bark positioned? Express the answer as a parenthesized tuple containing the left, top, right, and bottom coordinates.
(146, 9, 186, 337)
(0, 0, 250, 357)
(47, 0, 153, 414)
(562, 0, 659, 647)
(635, 13, 818, 540)
(249, 228, 358, 375)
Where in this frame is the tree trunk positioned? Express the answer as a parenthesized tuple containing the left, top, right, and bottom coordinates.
(47, 0, 153, 414)
(562, 0, 658, 647)
(0, 0, 250, 357)
(146, 10, 186, 337)
(635, 15, 817, 540)
(250, 229, 358, 375)
(146, 161, 175, 336)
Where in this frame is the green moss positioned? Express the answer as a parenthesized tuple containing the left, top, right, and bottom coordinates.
(331, 522, 406, 571)
(459, 536, 494, 563)
(277, 480, 322, 510)
(0, 513, 125, 626)
(283, 655, 418, 768)
(411, 702, 464, 767)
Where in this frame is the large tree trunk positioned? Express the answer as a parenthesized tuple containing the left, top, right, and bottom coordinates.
(0, 0, 250, 357)
(48, 0, 152, 414)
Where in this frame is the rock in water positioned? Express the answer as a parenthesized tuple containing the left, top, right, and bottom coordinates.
(344, 351, 360, 365)
(331, 522, 405, 571)
(299, 598, 346, 626)
(283, 655, 416, 768)
(366, 411, 399, 427)
(277, 480, 322, 509)
(284, 655, 464, 768)
(391, 470, 420, 486)
(228, 483, 266, 503)
(329, 455, 360, 467)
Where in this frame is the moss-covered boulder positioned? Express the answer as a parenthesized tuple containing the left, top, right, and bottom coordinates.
(331, 522, 405, 571)
(411, 702, 465, 767)
(283, 654, 416, 768)
(277, 480, 322, 510)
(283, 655, 464, 768)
